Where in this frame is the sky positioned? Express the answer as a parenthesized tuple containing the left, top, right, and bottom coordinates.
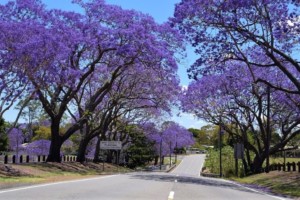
(2, 0, 207, 129)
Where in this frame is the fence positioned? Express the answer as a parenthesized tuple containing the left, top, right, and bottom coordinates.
(269, 162, 300, 173)
(0, 155, 77, 164)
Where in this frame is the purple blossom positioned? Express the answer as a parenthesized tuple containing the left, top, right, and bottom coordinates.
(7, 128, 24, 152)
(21, 139, 50, 156)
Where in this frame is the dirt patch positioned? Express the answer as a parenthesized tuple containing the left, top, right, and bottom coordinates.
(0, 164, 30, 176)
(0, 162, 122, 176)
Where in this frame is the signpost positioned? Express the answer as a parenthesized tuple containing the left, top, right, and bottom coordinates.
(100, 141, 122, 172)
(234, 143, 244, 176)
(100, 141, 122, 150)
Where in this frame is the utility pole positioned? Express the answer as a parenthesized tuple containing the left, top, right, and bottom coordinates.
(159, 138, 162, 170)
(219, 122, 223, 177)
(169, 142, 172, 166)
(175, 135, 178, 165)
(266, 86, 271, 173)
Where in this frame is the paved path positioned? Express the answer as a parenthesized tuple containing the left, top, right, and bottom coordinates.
(171, 154, 205, 176)
(0, 155, 290, 200)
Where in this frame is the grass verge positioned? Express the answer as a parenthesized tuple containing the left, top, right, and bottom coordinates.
(0, 162, 132, 190)
(230, 171, 300, 198)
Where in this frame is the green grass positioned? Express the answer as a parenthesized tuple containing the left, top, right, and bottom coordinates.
(0, 162, 131, 188)
(204, 148, 300, 198)
(231, 171, 300, 197)
(270, 157, 300, 164)
(0, 169, 94, 186)
(163, 157, 175, 165)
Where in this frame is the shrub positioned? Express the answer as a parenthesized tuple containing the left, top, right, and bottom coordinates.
(205, 146, 245, 177)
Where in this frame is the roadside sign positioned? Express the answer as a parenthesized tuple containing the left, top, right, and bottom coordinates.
(100, 141, 122, 150)
(234, 143, 244, 159)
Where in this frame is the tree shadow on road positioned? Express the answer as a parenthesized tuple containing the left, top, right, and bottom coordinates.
(129, 173, 256, 194)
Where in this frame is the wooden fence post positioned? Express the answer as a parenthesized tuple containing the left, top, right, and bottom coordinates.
(287, 162, 291, 171)
(278, 163, 281, 171)
(4, 155, 8, 164)
(292, 162, 296, 171)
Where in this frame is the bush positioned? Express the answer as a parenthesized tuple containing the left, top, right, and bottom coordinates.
(205, 146, 245, 177)
(0, 117, 8, 152)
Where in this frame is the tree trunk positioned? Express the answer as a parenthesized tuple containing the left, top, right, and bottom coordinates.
(251, 155, 265, 173)
(242, 158, 248, 175)
(106, 150, 113, 163)
(46, 122, 63, 162)
(47, 131, 63, 162)
(76, 137, 91, 163)
(154, 156, 159, 165)
(93, 136, 101, 163)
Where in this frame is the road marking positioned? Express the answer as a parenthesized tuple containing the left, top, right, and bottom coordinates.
(169, 156, 184, 173)
(168, 191, 175, 200)
(0, 175, 118, 194)
(199, 154, 205, 177)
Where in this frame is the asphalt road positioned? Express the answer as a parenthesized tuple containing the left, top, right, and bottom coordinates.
(0, 155, 290, 200)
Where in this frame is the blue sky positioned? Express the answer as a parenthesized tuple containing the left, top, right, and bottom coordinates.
(2, 0, 207, 129)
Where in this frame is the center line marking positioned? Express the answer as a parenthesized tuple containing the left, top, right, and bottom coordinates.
(168, 191, 175, 200)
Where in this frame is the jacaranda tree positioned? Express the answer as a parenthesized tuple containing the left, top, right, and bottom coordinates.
(74, 62, 181, 162)
(181, 63, 300, 173)
(0, 0, 183, 162)
(144, 121, 195, 158)
(173, 0, 300, 94)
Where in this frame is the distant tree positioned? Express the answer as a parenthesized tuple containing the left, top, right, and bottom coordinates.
(188, 128, 200, 138)
(125, 125, 156, 168)
(32, 126, 51, 141)
(145, 121, 195, 157)
(21, 139, 50, 156)
(188, 127, 214, 146)
(21, 139, 73, 156)
(0, 117, 8, 152)
(7, 128, 24, 158)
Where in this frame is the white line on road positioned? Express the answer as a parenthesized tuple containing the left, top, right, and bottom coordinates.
(0, 175, 119, 194)
(170, 156, 185, 173)
(199, 154, 205, 177)
(168, 191, 175, 200)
